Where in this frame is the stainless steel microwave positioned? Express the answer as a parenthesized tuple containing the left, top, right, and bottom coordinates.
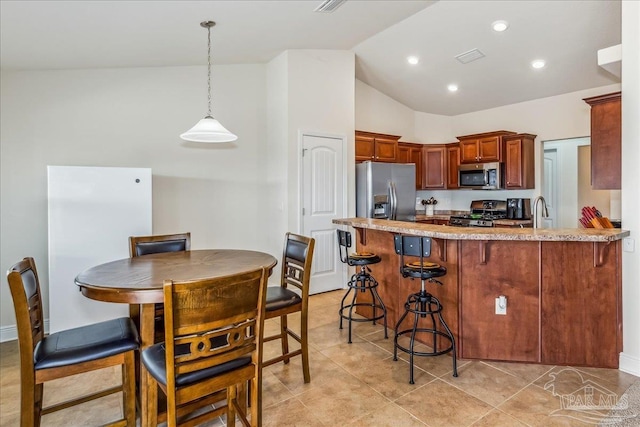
(459, 162, 502, 190)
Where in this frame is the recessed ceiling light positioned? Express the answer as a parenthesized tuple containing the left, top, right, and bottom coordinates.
(447, 84, 459, 92)
(531, 59, 546, 69)
(492, 20, 509, 32)
(407, 56, 419, 65)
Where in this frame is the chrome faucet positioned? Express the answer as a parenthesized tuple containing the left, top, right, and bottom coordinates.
(533, 196, 549, 229)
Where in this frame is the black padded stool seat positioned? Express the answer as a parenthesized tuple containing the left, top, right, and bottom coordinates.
(337, 230, 388, 344)
(34, 317, 139, 370)
(393, 235, 457, 384)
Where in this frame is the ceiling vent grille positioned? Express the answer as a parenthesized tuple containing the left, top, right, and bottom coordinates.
(314, 0, 347, 13)
(455, 48, 485, 64)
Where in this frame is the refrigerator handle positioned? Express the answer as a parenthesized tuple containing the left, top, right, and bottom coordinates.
(389, 182, 397, 220)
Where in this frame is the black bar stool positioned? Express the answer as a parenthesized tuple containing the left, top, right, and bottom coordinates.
(336, 230, 388, 344)
(393, 235, 457, 384)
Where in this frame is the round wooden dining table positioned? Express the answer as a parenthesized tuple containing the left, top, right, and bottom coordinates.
(75, 249, 278, 427)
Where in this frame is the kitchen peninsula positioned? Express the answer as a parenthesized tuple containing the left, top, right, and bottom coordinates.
(333, 217, 629, 368)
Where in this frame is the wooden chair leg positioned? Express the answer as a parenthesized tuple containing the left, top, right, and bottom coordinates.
(123, 351, 136, 426)
(21, 377, 39, 427)
(301, 314, 310, 384)
(227, 385, 237, 427)
(280, 315, 290, 363)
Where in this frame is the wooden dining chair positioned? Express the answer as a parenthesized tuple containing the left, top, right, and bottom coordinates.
(262, 232, 315, 383)
(6, 257, 139, 427)
(129, 232, 191, 343)
(141, 267, 269, 427)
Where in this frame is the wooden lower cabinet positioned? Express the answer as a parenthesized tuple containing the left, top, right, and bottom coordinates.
(540, 241, 621, 368)
(348, 228, 622, 368)
(459, 240, 540, 362)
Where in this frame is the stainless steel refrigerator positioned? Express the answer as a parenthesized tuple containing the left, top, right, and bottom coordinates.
(356, 161, 416, 221)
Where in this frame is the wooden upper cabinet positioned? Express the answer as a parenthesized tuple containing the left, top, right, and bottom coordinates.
(446, 143, 460, 189)
(355, 130, 400, 163)
(457, 131, 517, 164)
(504, 134, 536, 189)
(398, 142, 424, 189)
(423, 145, 446, 189)
(583, 92, 621, 189)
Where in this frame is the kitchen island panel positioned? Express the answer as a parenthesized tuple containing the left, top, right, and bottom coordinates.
(459, 240, 540, 362)
(540, 241, 622, 368)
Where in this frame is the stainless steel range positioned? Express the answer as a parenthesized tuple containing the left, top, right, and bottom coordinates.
(448, 200, 507, 227)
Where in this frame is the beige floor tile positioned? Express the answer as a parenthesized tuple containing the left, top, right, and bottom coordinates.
(469, 408, 528, 426)
(499, 383, 608, 426)
(262, 370, 295, 409)
(396, 379, 493, 427)
(262, 397, 325, 427)
(484, 360, 556, 383)
(347, 402, 427, 426)
(296, 373, 391, 425)
(441, 361, 530, 406)
(394, 336, 465, 379)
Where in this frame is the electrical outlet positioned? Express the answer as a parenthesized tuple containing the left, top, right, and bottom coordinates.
(623, 238, 635, 253)
(495, 296, 507, 315)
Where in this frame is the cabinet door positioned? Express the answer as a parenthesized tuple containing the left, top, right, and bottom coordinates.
(504, 134, 535, 189)
(397, 144, 410, 163)
(374, 136, 398, 162)
(355, 134, 375, 162)
(423, 145, 445, 189)
(478, 136, 501, 162)
(459, 140, 479, 163)
(447, 145, 460, 189)
(504, 139, 523, 188)
(398, 143, 423, 189)
(584, 92, 621, 189)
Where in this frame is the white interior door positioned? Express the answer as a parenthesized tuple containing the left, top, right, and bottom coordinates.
(301, 133, 345, 295)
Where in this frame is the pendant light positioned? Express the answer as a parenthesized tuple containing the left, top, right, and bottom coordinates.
(180, 21, 237, 143)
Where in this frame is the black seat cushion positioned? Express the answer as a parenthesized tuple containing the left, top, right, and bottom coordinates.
(34, 317, 139, 370)
(347, 254, 381, 266)
(266, 287, 301, 312)
(401, 265, 447, 280)
(141, 342, 251, 387)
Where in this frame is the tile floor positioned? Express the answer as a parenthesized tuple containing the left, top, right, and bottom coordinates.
(1, 290, 638, 426)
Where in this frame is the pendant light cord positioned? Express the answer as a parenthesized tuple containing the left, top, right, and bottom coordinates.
(206, 24, 212, 118)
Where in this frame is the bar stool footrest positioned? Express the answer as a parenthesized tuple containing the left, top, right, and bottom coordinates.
(394, 328, 455, 357)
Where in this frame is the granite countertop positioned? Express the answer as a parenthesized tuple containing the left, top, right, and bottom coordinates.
(333, 217, 629, 242)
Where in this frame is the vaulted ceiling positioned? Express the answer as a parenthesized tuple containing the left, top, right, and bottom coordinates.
(0, 0, 621, 116)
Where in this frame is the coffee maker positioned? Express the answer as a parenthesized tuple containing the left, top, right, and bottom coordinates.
(507, 198, 531, 219)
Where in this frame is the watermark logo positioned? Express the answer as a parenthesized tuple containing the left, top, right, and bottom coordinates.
(543, 368, 636, 425)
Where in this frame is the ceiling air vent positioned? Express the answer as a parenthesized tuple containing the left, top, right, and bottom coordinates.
(455, 48, 485, 64)
(314, 0, 347, 13)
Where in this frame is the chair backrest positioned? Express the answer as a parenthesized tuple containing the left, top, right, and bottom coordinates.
(394, 235, 433, 276)
(280, 233, 315, 296)
(336, 229, 351, 264)
(129, 232, 191, 257)
(6, 257, 45, 373)
(163, 267, 269, 388)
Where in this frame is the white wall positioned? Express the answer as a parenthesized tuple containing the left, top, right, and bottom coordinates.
(285, 50, 356, 224)
(620, 0, 640, 376)
(0, 64, 268, 330)
(355, 79, 415, 140)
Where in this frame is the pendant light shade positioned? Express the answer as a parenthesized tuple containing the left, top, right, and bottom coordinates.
(181, 21, 237, 143)
(180, 116, 238, 143)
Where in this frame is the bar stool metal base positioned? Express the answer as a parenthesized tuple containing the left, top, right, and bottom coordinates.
(339, 267, 388, 344)
(393, 287, 458, 384)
